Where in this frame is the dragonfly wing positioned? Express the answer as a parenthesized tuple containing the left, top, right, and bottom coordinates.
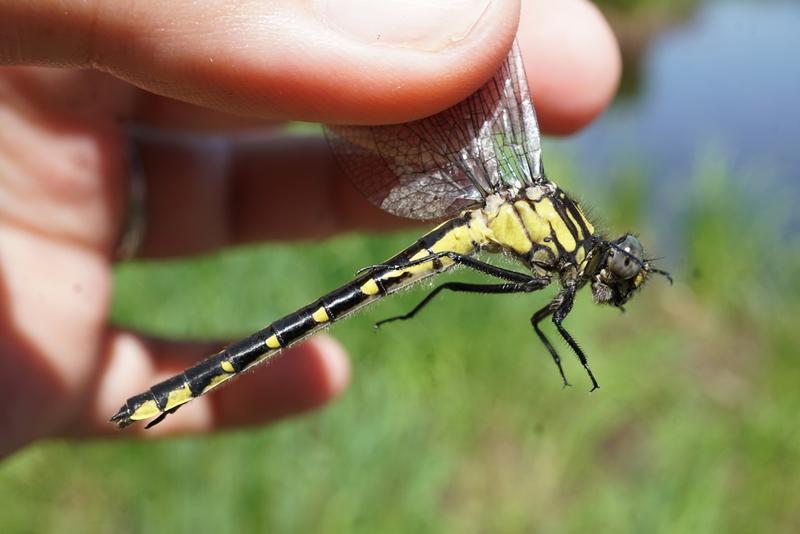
(326, 41, 544, 221)
(327, 122, 483, 220)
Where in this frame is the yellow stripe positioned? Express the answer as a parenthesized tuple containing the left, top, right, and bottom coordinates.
(487, 203, 532, 254)
(360, 279, 380, 296)
(164, 383, 193, 411)
(377, 222, 484, 281)
(202, 373, 232, 394)
(387, 249, 435, 277)
(312, 306, 330, 323)
(577, 205, 595, 234)
(130, 400, 160, 421)
(514, 201, 552, 248)
(220, 360, 235, 373)
(253, 352, 273, 366)
(429, 224, 476, 257)
(265, 334, 281, 349)
(534, 198, 576, 252)
(565, 210, 584, 241)
(574, 245, 586, 266)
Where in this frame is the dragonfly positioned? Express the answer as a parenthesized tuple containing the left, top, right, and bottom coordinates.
(111, 42, 671, 429)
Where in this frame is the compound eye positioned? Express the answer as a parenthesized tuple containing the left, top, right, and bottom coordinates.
(608, 235, 644, 280)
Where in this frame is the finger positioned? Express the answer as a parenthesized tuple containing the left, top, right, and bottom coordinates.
(0, 224, 116, 458)
(76, 331, 350, 438)
(128, 0, 618, 134)
(133, 93, 281, 132)
(517, 0, 621, 134)
(2, 0, 618, 133)
(2, 0, 521, 125)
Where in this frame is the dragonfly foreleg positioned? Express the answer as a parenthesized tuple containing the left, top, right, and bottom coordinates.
(552, 286, 600, 391)
(531, 304, 570, 387)
(376, 278, 547, 328)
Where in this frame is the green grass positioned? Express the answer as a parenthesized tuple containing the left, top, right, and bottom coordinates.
(1, 153, 798, 533)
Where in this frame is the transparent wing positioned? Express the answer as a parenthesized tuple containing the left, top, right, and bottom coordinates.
(326, 41, 544, 220)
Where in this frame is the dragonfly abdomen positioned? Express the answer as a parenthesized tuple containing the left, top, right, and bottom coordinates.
(111, 215, 483, 428)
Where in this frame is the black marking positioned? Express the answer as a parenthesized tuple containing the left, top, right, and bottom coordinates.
(511, 201, 537, 248)
(562, 195, 592, 239)
(323, 282, 371, 319)
(272, 326, 287, 348)
(272, 304, 321, 345)
(110, 391, 154, 425)
(546, 223, 568, 256)
(150, 375, 187, 411)
(186, 355, 228, 395)
(372, 276, 390, 296)
(551, 193, 581, 245)
(226, 330, 271, 371)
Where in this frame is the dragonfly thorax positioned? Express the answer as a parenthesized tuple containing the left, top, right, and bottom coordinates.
(476, 184, 596, 278)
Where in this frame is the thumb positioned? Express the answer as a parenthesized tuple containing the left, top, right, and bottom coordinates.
(0, 0, 520, 124)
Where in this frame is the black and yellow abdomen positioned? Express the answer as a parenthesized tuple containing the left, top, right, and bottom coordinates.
(111, 214, 489, 428)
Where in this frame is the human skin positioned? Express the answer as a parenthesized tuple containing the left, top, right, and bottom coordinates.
(0, 0, 620, 458)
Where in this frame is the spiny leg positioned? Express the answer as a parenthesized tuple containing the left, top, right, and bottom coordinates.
(359, 252, 536, 284)
(377, 278, 548, 328)
(531, 304, 570, 387)
(552, 287, 600, 391)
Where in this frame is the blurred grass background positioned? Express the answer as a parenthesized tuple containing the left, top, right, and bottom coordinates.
(1, 144, 798, 532)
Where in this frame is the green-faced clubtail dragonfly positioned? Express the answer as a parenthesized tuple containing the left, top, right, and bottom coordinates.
(112, 42, 670, 429)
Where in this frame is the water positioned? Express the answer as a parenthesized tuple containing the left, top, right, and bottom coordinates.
(555, 0, 800, 232)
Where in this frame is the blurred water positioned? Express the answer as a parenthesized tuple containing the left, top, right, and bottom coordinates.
(555, 0, 800, 233)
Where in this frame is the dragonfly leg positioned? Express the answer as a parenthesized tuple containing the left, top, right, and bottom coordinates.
(552, 287, 600, 391)
(530, 304, 570, 387)
(362, 252, 536, 284)
(376, 278, 547, 328)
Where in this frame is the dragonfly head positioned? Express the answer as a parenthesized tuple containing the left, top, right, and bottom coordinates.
(590, 234, 672, 307)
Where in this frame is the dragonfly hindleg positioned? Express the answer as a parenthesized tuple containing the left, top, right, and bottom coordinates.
(376, 279, 547, 328)
(366, 252, 537, 284)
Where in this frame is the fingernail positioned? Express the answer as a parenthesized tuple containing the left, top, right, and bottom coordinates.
(318, 0, 493, 51)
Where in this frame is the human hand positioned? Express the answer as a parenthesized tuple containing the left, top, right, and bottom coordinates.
(0, 0, 620, 458)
